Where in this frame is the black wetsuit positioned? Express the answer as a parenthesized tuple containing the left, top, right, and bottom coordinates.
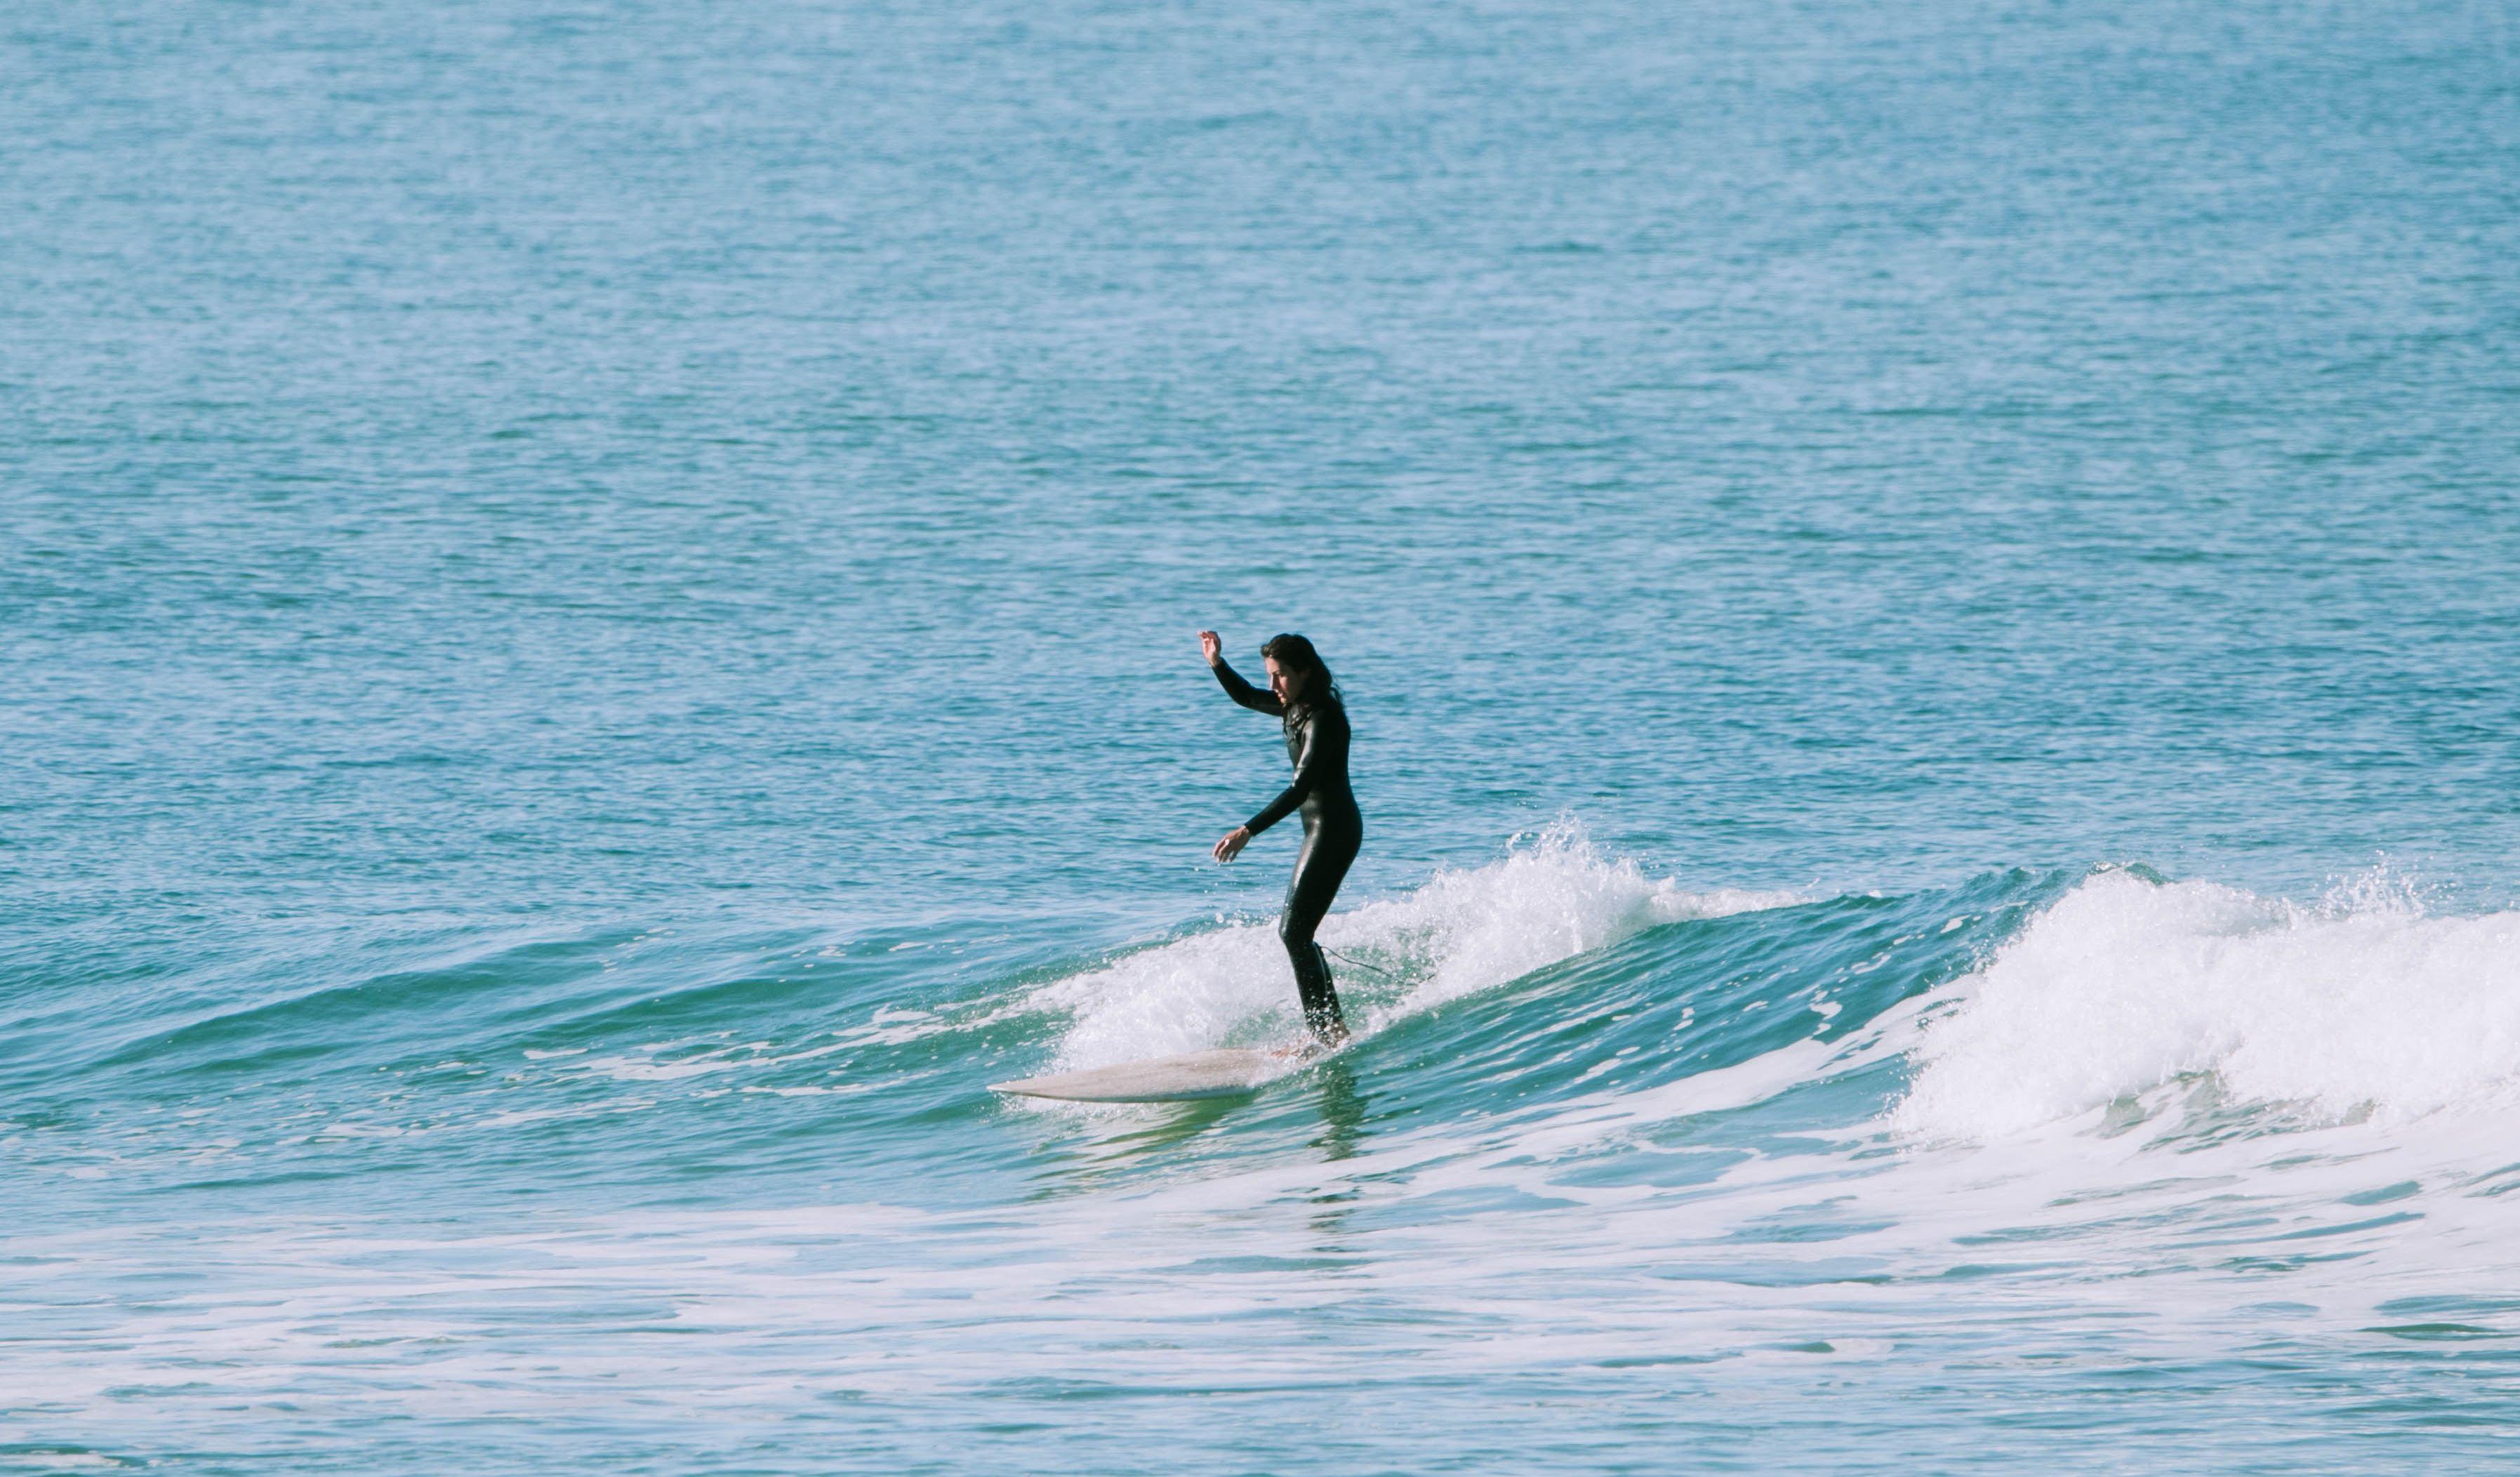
(1213, 658, 1361, 1042)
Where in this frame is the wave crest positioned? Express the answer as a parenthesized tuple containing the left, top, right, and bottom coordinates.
(1027, 822, 1798, 1073)
(1897, 868, 2520, 1139)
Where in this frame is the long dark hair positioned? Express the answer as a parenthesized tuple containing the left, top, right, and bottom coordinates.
(1261, 632, 1340, 713)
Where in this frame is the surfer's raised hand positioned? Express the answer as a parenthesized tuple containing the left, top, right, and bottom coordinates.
(1212, 826, 1250, 863)
(1198, 630, 1222, 668)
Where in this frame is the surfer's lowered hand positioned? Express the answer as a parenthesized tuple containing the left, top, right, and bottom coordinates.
(1198, 629, 1223, 668)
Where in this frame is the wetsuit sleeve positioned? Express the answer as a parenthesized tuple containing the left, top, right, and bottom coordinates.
(1245, 706, 1345, 836)
(1212, 658, 1284, 715)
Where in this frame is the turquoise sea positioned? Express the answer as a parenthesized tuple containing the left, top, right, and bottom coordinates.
(8, 0, 2520, 1469)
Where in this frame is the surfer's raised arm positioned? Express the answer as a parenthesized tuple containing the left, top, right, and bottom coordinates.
(1200, 629, 1284, 715)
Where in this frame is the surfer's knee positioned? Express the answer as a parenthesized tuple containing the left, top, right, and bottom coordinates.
(1278, 913, 1313, 953)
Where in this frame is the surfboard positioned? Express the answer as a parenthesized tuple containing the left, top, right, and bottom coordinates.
(990, 1047, 1300, 1103)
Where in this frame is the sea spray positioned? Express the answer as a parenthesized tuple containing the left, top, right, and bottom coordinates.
(1897, 868, 2520, 1139)
(1023, 822, 1800, 1073)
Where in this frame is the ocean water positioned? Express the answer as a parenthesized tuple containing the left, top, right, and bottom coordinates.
(6, 0, 2520, 1469)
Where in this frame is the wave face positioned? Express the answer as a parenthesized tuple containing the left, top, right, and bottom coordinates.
(15, 844, 2520, 1473)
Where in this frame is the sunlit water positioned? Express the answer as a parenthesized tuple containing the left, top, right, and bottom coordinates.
(7, 0, 2520, 1470)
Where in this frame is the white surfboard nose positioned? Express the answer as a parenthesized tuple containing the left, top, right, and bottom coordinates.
(991, 1047, 1297, 1102)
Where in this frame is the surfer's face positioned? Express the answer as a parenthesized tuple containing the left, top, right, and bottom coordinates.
(1266, 658, 1305, 706)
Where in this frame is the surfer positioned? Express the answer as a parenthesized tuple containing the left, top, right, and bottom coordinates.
(1200, 630, 1359, 1047)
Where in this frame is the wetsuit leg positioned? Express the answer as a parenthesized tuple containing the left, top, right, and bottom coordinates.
(1279, 816, 1361, 1044)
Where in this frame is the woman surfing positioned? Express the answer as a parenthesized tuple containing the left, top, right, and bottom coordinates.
(1200, 630, 1360, 1047)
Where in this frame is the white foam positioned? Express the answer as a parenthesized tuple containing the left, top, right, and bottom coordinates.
(1355, 821, 1799, 1014)
(1025, 821, 1799, 1072)
(1897, 868, 2520, 1139)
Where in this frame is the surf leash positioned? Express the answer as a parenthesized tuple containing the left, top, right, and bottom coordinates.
(1321, 946, 1401, 985)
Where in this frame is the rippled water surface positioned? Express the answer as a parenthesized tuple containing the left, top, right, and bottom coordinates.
(7, 0, 2520, 1470)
